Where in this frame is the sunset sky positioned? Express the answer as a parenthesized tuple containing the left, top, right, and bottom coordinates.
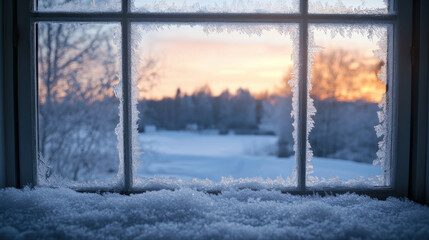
(134, 25, 294, 100)
(133, 24, 386, 102)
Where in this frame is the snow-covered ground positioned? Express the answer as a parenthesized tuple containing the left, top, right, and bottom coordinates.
(1, 187, 428, 240)
(137, 131, 382, 184)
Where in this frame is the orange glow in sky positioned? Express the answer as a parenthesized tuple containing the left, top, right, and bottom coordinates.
(134, 25, 386, 103)
(134, 25, 294, 100)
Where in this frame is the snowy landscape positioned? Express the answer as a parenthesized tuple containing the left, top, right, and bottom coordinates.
(137, 130, 382, 182)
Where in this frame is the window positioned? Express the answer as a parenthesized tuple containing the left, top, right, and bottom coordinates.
(10, 0, 412, 195)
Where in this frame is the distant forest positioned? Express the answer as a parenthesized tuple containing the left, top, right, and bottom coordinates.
(138, 86, 262, 134)
(137, 86, 381, 163)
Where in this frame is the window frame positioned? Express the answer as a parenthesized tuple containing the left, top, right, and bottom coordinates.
(6, 0, 414, 197)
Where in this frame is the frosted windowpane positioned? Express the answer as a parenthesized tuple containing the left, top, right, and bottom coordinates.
(309, 0, 390, 14)
(36, 0, 121, 12)
(37, 23, 122, 187)
(307, 25, 391, 187)
(131, 0, 299, 13)
(132, 24, 299, 189)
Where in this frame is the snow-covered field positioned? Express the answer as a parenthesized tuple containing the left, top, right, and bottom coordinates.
(1, 187, 428, 240)
(137, 131, 382, 183)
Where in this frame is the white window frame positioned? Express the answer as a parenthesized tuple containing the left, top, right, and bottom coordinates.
(4, 0, 415, 197)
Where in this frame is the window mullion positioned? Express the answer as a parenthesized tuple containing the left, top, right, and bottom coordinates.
(121, 1, 133, 191)
(297, 0, 309, 191)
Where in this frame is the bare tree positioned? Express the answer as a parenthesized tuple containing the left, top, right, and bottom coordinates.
(309, 49, 384, 162)
(38, 23, 121, 182)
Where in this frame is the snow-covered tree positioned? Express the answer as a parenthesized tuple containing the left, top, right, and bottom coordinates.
(229, 88, 258, 130)
(192, 85, 214, 129)
(38, 23, 122, 182)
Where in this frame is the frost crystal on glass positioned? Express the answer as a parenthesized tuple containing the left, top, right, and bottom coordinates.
(131, 0, 299, 13)
(309, 0, 390, 14)
(37, 0, 121, 12)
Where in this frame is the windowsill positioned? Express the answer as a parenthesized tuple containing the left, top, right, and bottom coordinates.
(0, 186, 427, 239)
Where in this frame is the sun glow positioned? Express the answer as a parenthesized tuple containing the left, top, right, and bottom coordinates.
(135, 26, 386, 103)
(310, 49, 385, 103)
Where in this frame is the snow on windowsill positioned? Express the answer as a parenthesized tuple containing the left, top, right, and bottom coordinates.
(1, 187, 428, 240)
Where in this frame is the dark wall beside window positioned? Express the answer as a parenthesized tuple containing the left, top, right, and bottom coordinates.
(422, 0, 429, 205)
(0, 0, 5, 188)
(409, 0, 429, 205)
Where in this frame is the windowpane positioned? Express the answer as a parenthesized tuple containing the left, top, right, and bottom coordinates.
(131, 0, 299, 13)
(36, 0, 121, 12)
(307, 24, 391, 187)
(309, 0, 390, 14)
(37, 23, 122, 186)
(132, 24, 298, 189)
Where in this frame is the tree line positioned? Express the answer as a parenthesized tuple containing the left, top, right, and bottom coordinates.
(138, 86, 262, 134)
(138, 86, 381, 163)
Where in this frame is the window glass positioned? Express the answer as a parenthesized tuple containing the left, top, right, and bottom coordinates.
(131, 0, 299, 13)
(36, 0, 121, 12)
(132, 24, 298, 189)
(33, 1, 397, 190)
(309, 0, 390, 14)
(307, 24, 391, 187)
(37, 23, 122, 186)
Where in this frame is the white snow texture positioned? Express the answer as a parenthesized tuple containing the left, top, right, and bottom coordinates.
(1, 187, 429, 240)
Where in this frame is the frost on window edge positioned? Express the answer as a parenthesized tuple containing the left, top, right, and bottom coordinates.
(305, 28, 320, 186)
(308, 0, 391, 15)
(289, 25, 300, 185)
(113, 26, 125, 187)
(306, 24, 392, 188)
(131, 23, 299, 190)
(131, 37, 143, 185)
(372, 25, 393, 187)
(36, 0, 121, 12)
(130, 0, 300, 13)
